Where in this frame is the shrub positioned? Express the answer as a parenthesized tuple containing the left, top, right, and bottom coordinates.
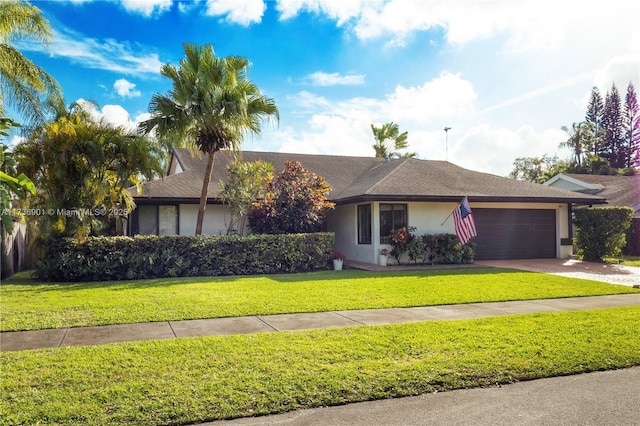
(248, 161, 335, 234)
(573, 207, 633, 261)
(35, 232, 335, 282)
(392, 228, 474, 265)
(389, 226, 415, 263)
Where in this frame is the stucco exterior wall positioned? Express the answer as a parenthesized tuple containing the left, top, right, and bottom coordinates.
(331, 201, 572, 263)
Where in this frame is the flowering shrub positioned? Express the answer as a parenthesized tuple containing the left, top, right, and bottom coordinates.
(389, 226, 415, 263)
(330, 251, 345, 260)
(389, 228, 474, 265)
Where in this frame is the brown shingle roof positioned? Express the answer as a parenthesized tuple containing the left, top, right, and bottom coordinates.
(134, 149, 606, 205)
(564, 174, 639, 210)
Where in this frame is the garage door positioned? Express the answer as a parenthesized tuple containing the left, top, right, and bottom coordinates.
(472, 209, 556, 260)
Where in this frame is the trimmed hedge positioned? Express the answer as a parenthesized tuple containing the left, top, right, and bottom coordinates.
(573, 207, 633, 261)
(35, 233, 335, 282)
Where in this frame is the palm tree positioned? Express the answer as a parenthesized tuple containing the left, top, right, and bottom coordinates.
(15, 101, 163, 239)
(139, 43, 279, 235)
(371, 122, 408, 158)
(0, 0, 62, 127)
(560, 122, 590, 166)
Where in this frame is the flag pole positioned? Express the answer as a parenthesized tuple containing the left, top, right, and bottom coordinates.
(441, 197, 468, 226)
(440, 207, 456, 226)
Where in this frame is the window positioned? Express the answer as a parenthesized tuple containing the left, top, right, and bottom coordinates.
(138, 205, 158, 235)
(357, 204, 372, 244)
(136, 205, 178, 235)
(379, 204, 407, 243)
(159, 206, 178, 235)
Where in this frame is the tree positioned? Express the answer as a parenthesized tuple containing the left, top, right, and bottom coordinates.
(623, 82, 639, 168)
(559, 122, 590, 166)
(15, 102, 163, 239)
(602, 83, 625, 168)
(219, 159, 273, 235)
(140, 44, 278, 235)
(0, 0, 62, 127)
(248, 161, 335, 234)
(1, 117, 35, 232)
(509, 155, 569, 183)
(573, 207, 632, 261)
(585, 86, 604, 156)
(371, 122, 409, 158)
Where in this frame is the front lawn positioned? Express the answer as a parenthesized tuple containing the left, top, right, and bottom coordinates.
(2, 306, 639, 425)
(2, 268, 638, 332)
(605, 255, 640, 267)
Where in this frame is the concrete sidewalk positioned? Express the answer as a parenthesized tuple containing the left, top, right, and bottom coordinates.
(2, 293, 639, 352)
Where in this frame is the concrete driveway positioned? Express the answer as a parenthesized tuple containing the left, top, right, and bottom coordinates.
(475, 259, 640, 287)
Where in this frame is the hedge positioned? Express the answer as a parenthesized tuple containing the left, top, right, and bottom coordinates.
(35, 233, 335, 282)
(573, 207, 633, 261)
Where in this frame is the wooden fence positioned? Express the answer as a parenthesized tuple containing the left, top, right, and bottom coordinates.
(1, 219, 30, 279)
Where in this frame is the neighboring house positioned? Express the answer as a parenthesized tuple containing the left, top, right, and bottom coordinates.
(544, 173, 640, 255)
(130, 148, 606, 263)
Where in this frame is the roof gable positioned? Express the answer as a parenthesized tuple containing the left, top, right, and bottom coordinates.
(543, 173, 602, 192)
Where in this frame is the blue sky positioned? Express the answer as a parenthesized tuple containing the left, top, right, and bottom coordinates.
(12, 0, 640, 176)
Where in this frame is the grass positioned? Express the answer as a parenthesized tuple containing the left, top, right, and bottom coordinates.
(604, 255, 640, 267)
(2, 268, 639, 331)
(2, 306, 639, 425)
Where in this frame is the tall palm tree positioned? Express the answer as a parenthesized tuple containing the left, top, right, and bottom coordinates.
(139, 43, 279, 235)
(371, 122, 408, 158)
(560, 122, 590, 166)
(0, 0, 62, 127)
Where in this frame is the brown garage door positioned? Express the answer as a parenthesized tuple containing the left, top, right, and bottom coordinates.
(472, 209, 556, 260)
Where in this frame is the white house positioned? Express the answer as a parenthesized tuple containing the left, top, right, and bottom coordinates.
(130, 149, 607, 263)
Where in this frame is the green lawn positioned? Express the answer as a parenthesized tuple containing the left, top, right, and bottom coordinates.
(2, 306, 639, 425)
(2, 268, 638, 331)
(605, 255, 640, 267)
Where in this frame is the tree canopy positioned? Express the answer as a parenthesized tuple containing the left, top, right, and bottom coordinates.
(15, 102, 163, 240)
(139, 43, 279, 235)
(248, 161, 334, 234)
(511, 80, 639, 182)
(371, 122, 409, 158)
(0, 0, 62, 127)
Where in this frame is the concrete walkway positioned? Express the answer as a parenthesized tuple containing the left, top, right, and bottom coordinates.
(2, 293, 639, 352)
(476, 258, 640, 288)
(347, 258, 640, 287)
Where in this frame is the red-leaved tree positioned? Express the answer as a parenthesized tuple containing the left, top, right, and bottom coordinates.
(248, 161, 335, 234)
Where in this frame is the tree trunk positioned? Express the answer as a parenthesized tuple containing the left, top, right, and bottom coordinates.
(195, 150, 216, 235)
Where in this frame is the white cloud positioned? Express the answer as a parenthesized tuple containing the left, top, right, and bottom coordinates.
(594, 54, 640, 92)
(450, 125, 566, 176)
(383, 72, 477, 123)
(304, 71, 366, 86)
(205, 0, 266, 25)
(275, 0, 640, 56)
(18, 28, 163, 76)
(7, 134, 26, 149)
(113, 78, 142, 98)
(119, 0, 173, 17)
(178, 0, 201, 14)
(265, 72, 477, 162)
(277, 0, 370, 24)
(74, 99, 137, 132)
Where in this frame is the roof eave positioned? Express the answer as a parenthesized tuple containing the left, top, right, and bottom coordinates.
(334, 194, 608, 205)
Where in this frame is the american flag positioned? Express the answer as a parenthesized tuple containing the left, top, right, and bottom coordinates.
(453, 197, 477, 244)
